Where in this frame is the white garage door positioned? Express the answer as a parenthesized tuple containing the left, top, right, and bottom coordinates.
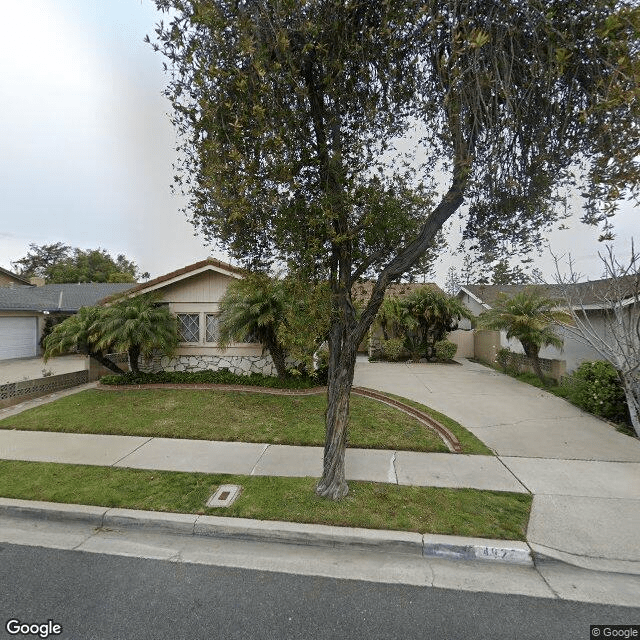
(0, 317, 38, 360)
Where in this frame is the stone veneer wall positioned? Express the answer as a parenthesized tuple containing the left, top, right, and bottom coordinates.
(140, 354, 277, 377)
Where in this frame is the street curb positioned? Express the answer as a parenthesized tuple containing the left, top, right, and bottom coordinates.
(0, 498, 533, 566)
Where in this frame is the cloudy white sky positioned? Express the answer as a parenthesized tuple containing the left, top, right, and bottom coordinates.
(0, 0, 636, 284)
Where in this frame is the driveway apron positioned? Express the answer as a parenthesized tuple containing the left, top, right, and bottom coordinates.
(354, 359, 640, 571)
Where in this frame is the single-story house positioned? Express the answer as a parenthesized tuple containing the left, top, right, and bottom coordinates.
(0, 267, 31, 288)
(0, 282, 134, 360)
(457, 278, 639, 372)
(105, 258, 276, 376)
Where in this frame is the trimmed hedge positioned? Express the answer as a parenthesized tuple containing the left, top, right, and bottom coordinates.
(434, 339, 457, 362)
(101, 368, 327, 389)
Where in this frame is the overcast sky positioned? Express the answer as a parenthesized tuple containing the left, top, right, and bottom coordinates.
(0, 0, 636, 284)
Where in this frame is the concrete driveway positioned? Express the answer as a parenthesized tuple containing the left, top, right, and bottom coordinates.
(355, 358, 640, 461)
(0, 355, 87, 385)
(354, 358, 640, 572)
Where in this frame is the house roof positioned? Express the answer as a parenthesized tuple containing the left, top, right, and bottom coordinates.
(461, 277, 639, 309)
(0, 283, 135, 313)
(0, 266, 31, 287)
(101, 258, 245, 303)
(352, 281, 443, 303)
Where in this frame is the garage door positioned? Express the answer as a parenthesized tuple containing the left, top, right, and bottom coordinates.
(0, 317, 38, 360)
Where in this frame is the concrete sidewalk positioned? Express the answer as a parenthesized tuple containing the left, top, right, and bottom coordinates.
(0, 429, 527, 493)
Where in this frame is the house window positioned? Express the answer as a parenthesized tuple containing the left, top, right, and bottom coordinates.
(177, 313, 200, 343)
(205, 314, 219, 343)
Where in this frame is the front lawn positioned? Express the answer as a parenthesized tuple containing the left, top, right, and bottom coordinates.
(0, 388, 491, 453)
(0, 389, 461, 452)
(0, 460, 531, 540)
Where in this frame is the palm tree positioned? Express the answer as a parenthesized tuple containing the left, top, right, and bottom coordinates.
(403, 287, 473, 359)
(43, 307, 125, 374)
(217, 274, 290, 378)
(376, 288, 471, 360)
(478, 289, 571, 382)
(95, 295, 178, 374)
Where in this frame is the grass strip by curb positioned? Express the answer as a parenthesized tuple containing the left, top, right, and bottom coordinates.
(0, 460, 531, 540)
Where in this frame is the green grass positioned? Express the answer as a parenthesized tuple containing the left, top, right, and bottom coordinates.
(360, 390, 494, 455)
(0, 389, 462, 453)
(0, 460, 531, 540)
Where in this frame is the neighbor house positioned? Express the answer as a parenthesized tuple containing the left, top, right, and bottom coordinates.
(457, 278, 639, 372)
(0, 267, 31, 288)
(0, 282, 134, 361)
(103, 258, 276, 376)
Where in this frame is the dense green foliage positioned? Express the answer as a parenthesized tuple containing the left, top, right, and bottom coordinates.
(434, 339, 458, 362)
(12, 243, 149, 283)
(381, 337, 405, 362)
(101, 368, 327, 389)
(376, 288, 471, 360)
(562, 361, 629, 423)
(218, 274, 331, 378)
(43, 296, 178, 374)
(43, 307, 125, 374)
(95, 296, 178, 374)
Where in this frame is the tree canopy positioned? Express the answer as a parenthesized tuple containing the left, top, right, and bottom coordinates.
(151, 0, 640, 498)
(12, 243, 150, 284)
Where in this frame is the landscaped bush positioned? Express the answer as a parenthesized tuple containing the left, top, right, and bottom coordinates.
(100, 368, 325, 389)
(562, 361, 628, 423)
(495, 347, 512, 373)
(434, 339, 457, 362)
(381, 338, 405, 362)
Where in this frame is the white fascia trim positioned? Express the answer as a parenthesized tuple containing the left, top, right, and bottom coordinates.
(568, 297, 637, 311)
(459, 286, 492, 310)
(126, 264, 243, 298)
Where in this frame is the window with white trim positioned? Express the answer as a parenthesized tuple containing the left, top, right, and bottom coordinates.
(177, 313, 200, 343)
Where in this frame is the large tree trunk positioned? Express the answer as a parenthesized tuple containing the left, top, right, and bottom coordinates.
(316, 319, 358, 500)
(620, 371, 640, 437)
(128, 345, 141, 375)
(90, 352, 125, 375)
(522, 342, 545, 382)
(267, 338, 288, 379)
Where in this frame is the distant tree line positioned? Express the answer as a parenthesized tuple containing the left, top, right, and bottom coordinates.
(11, 242, 150, 284)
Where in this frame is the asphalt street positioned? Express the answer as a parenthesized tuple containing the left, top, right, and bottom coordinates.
(1, 543, 638, 640)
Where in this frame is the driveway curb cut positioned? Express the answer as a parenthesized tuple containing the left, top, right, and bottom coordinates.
(0, 498, 532, 566)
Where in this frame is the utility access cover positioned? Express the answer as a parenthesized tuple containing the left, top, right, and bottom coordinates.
(206, 484, 242, 508)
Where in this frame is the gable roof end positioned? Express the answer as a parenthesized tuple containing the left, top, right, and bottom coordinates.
(100, 258, 246, 304)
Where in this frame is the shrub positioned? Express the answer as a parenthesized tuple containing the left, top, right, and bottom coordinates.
(495, 347, 512, 373)
(100, 369, 324, 389)
(562, 361, 628, 423)
(434, 339, 457, 362)
(381, 338, 405, 361)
